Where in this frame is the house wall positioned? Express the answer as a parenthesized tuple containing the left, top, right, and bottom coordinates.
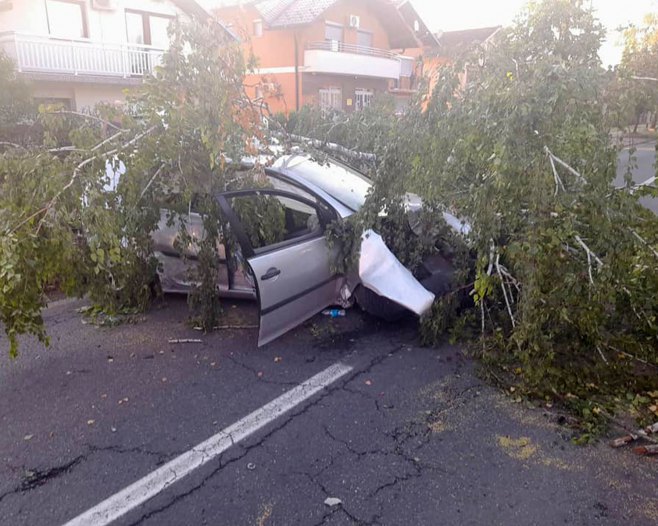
(302, 73, 387, 109)
(215, 0, 399, 115)
(0, 0, 183, 109)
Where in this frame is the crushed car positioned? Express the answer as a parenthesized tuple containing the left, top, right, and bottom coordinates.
(151, 154, 467, 346)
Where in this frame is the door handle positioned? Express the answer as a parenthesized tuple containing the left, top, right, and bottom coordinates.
(261, 267, 281, 281)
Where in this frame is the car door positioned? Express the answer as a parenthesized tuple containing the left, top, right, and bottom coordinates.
(217, 189, 341, 346)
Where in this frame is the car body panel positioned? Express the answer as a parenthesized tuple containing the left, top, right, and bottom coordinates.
(247, 237, 343, 346)
(216, 188, 342, 346)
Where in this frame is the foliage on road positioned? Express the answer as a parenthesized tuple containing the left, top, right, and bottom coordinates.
(287, 0, 658, 436)
(0, 19, 261, 356)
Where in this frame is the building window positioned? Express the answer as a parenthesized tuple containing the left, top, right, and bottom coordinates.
(325, 23, 343, 43)
(126, 10, 173, 47)
(253, 19, 263, 37)
(356, 30, 372, 49)
(319, 87, 342, 113)
(355, 88, 373, 111)
(46, 0, 88, 39)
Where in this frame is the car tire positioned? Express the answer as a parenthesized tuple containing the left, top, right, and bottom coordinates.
(149, 273, 163, 299)
(353, 285, 409, 322)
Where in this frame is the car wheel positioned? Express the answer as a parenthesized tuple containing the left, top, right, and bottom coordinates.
(353, 285, 409, 322)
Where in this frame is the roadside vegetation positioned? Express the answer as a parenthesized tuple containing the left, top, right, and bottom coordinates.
(1, 0, 657, 439)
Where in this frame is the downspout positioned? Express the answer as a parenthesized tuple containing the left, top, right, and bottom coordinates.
(294, 31, 300, 111)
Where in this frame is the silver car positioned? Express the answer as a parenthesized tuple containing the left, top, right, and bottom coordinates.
(152, 154, 455, 346)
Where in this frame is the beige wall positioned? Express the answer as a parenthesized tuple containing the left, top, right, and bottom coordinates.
(28, 80, 132, 110)
(73, 84, 128, 110)
(0, 0, 180, 43)
(0, 0, 184, 109)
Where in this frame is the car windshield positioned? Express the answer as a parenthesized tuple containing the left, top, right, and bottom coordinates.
(287, 157, 372, 212)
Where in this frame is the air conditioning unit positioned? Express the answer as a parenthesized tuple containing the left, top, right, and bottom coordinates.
(91, 0, 115, 10)
(349, 15, 360, 29)
(330, 39, 340, 52)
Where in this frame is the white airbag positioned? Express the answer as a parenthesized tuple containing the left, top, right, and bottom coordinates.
(358, 230, 435, 316)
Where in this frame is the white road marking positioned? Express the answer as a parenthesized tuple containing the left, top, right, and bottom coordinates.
(63, 362, 353, 526)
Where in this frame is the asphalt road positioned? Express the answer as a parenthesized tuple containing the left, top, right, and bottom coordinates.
(0, 297, 656, 526)
(615, 137, 657, 214)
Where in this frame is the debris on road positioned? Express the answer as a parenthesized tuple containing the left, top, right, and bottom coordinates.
(23, 434, 33, 441)
(194, 325, 258, 330)
(322, 309, 346, 318)
(324, 497, 342, 507)
(633, 444, 658, 456)
(246, 463, 256, 471)
(168, 338, 203, 344)
(610, 422, 658, 448)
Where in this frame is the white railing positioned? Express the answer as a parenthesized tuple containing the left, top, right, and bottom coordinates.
(306, 41, 399, 60)
(0, 32, 165, 78)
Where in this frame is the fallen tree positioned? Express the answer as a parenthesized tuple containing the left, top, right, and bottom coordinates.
(285, 0, 658, 438)
(0, 18, 263, 356)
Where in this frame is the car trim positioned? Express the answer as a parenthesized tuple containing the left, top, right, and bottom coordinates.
(260, 275, 339, 316)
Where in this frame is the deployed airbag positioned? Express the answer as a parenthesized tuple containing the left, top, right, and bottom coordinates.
(358, 230, 435, 316)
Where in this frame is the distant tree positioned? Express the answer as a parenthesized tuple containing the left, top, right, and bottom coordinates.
(617, 14, 658, 131)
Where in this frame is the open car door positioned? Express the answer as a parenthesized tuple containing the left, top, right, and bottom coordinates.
(217, 189, 342, 346)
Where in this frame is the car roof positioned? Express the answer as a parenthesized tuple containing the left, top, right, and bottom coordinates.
(269, 155, 359, 219)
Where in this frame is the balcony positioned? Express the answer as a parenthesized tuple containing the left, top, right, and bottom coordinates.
(0, 32, 165, 81)
(304, 41, 403, 80)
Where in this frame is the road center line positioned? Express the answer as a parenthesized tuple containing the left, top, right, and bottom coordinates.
(63, 361, 354, 526)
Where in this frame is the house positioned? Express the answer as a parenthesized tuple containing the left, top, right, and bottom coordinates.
(213, 0, 437, 115)
(403, 25, 502, 97)
(0, 0, 223, 110)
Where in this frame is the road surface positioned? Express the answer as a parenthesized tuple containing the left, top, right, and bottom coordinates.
(0, 297, 656, 525)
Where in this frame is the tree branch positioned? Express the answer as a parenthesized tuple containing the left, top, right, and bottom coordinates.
(495, 253, 516, 328)
(0, 141, 26, 150)
(45, 110, 126, 132)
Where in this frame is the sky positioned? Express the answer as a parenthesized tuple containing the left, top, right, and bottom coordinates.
(410, 0, 658, 67)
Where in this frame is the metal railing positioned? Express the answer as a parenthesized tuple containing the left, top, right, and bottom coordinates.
(0, 32, 165, 78)
(306, 40, 399, 60)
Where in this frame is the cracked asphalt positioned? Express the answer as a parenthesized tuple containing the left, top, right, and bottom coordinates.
(1, 296, 657, 526)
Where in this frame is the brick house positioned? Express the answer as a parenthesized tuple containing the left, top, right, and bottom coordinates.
(213, 0, 437, 114)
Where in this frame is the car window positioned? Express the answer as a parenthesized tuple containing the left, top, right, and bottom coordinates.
(286, 158, 372, 212)
(265, 174, 317, 202)
(229, 193, 321, 251)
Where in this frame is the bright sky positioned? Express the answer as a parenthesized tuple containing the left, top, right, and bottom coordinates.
(411, 0, 658, 67)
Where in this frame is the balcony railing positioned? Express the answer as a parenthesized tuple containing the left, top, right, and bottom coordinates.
(304, 41, 405, 79)
(306, 41, 399, 60)
(0, 32, 165, 78)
